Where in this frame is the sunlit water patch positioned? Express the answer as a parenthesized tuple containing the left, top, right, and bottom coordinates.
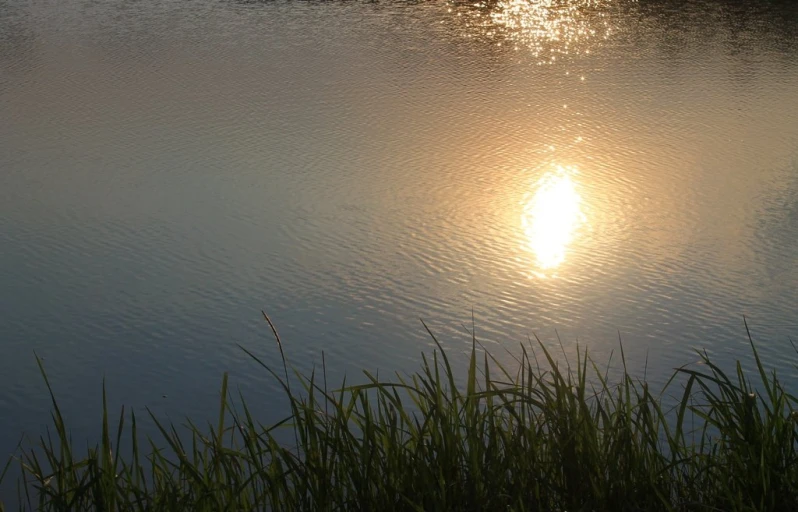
(448, 0, 617, 64)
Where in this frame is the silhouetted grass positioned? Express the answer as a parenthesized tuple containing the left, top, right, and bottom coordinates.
(2, 316, 797, 511)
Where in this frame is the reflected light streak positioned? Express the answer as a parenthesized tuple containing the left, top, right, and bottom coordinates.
(522, 166, 584, 273)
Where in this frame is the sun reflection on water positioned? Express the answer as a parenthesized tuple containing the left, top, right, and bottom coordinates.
(522, 166, 585, 275)
(491, 0, 614, 60)
(449, 0, 616, 64)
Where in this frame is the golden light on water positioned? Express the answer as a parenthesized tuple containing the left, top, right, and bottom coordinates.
(449, 0, 616, 64)
(522, 166, 585, 273)
(490, 0, 614, 60)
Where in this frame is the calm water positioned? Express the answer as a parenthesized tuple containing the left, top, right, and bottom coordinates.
(2, 0, 798, 460)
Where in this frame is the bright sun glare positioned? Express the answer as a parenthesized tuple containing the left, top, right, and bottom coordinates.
(522, 166, 584, 273)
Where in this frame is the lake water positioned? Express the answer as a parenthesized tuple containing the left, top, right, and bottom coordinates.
(2, 0, 798, 462)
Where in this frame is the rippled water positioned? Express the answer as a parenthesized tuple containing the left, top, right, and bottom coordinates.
(2, 0, 798, 460)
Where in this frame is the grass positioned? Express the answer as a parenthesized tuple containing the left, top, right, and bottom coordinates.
(2, 315, 798, 511)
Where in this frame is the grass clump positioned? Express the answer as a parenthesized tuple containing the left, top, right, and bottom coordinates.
(2, 316, 798, 511)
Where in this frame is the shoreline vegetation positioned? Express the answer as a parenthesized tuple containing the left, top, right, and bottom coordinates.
(2, 316, 797, 511)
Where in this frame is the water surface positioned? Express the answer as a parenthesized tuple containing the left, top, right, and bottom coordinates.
(2, 0, 798, 461)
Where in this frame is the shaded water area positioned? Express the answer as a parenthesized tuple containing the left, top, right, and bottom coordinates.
(1, 0, 798, 465)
